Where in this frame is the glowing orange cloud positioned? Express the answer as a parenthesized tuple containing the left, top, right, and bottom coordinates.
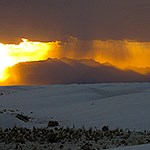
(1, 37, 150, 85)
(58, 37, 150, 71)
(92, 40, 150, 69)
(0, 38, 60, 82)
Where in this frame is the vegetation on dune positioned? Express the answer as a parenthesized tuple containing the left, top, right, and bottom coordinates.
(0, 126, 150, 149)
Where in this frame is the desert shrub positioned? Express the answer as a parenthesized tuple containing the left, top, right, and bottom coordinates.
(48, 121, 59, 127)
(16, 114, 30, 122)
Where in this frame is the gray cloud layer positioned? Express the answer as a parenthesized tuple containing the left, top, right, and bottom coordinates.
(0, 0, 150, 43)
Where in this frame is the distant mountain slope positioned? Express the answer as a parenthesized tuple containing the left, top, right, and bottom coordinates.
(6, 58, 147, 85)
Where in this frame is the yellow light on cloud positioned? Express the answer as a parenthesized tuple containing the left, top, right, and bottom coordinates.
(1, 37, 150, 84)
(0, 38, 60, 82)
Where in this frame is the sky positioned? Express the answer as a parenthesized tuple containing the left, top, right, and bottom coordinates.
(0, 0, 150, 43)
(0, 0, 150, 85)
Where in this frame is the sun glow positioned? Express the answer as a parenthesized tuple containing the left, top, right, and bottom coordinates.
(1, 37, 150, 85)
(0, 38, 60, 82)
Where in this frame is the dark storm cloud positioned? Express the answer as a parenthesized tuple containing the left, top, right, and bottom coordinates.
(0, 0, 150, 43)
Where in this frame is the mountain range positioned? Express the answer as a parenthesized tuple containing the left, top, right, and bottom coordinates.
(6, 58, 150, 85)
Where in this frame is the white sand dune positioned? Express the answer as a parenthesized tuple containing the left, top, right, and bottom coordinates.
(109, 144, 150, 150)
(1, 83, 150, 129)
(1, 83, 150, 149)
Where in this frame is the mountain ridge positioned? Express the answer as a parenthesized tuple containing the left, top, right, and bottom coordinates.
(4, 57, 149, 85)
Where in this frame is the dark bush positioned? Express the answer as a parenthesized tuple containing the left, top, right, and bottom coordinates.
(48, 121, 59, 127)
(102, 126, 109, 132)
(47, 132, 58, 143)
(16, 114, 30, 122)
